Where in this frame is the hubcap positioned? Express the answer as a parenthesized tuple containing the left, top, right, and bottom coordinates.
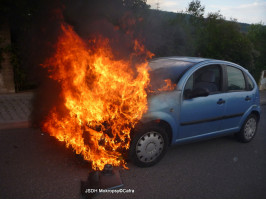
(244, 117, 256, 140)
(136, 131, 164, 163)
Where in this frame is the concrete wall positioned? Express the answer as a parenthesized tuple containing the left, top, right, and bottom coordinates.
(0, 23, 15, 93)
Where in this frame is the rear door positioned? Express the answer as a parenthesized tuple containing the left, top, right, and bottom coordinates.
(222, 65, 254, 130)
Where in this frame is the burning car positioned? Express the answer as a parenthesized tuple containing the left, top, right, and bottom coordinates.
(129, 57, 261, 167)
(42, 24, 261, 171)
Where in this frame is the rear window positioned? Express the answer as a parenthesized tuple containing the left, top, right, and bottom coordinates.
(227, 66, 245, 91)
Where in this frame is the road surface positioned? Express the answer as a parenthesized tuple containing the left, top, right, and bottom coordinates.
(0, 106, 265, 198)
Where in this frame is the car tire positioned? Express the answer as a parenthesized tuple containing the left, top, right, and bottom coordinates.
(129, 124, 169, 167)
(236, 114, 258, 143)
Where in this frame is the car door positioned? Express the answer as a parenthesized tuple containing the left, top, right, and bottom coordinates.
(221, 65, 254, 130)
(179, 64, 226, 139)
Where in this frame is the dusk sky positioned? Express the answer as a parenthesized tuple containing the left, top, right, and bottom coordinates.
(147, 0, 266, 24)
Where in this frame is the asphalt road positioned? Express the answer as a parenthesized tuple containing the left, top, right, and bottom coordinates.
(0, 106, 265, 198)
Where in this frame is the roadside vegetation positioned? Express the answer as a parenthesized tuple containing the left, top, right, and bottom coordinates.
(0, 0, 265, 91)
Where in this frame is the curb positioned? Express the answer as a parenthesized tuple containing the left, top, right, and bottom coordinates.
(0, 92, 33, 130)
(0, 121, 30, 130)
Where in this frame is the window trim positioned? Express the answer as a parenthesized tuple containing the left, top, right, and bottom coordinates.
(243, 72, 255, 91)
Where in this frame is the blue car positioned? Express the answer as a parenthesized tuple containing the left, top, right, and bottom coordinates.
(129, 57, 261, 167)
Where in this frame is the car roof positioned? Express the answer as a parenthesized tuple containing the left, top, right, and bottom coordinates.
(149, 56, 246, 71)
(148, 56, 213, 71)
(150, 56, 212, 64)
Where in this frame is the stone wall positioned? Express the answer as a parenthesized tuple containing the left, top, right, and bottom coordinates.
(0, 23, 15, 93)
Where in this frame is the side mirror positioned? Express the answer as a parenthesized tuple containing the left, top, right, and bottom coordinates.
(190, 87, 209, 98)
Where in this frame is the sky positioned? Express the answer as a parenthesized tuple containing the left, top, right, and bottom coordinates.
(147, 0, 266, 24)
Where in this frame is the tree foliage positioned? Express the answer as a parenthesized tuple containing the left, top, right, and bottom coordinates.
(247, 24, 266, 80)
(199, 11, 253, 69)
(186, 0, 205, 18)
(122, 0, 150, 9)
(1, 0, 265, 91)
(174, 1, 264, 81)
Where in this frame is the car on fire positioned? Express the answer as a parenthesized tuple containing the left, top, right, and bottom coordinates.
(129, 57, 261, 167)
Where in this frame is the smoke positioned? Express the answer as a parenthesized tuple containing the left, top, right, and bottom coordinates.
(8, 0, 188, 126)
(21, 0, 151, 127)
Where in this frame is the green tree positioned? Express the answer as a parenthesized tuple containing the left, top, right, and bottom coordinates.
(198, 12, 254, 71)
(247, 23, 266, 81)
(183, 0, 206, 56)
(186, 0, 205, 18)
(181, 0, 255, 73)
(122, 0, 150, 9)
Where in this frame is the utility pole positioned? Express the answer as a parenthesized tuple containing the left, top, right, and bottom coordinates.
(156, 0, 160, 10)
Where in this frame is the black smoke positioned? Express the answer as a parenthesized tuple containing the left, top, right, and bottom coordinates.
(6, 0, 188, 126)
(23, 0, 152, 126)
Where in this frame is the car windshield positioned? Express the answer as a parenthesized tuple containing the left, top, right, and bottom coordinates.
(148, 59, 194, 93)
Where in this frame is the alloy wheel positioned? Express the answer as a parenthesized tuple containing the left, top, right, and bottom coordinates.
(244, 117, 257, 140)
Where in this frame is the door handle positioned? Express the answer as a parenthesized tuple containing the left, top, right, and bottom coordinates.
(217, 99, 226, 105)
(245, 96, 251, 101)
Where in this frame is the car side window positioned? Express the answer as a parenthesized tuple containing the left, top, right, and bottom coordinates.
(184, 65, 222, 98)
(226, 66, 245, 91)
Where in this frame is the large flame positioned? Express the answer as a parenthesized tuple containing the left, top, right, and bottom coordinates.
(42, 23, 153, 170)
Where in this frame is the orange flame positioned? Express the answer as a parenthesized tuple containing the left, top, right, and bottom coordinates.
(158, 79, 176, 92)
(42, 23, 153, 170)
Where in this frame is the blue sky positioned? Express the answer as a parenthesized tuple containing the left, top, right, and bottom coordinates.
(147, 0, 266, 24)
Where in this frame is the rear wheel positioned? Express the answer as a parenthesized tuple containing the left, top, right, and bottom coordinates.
(236, 114, 258, 143)
(130, 124, 169, 167)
